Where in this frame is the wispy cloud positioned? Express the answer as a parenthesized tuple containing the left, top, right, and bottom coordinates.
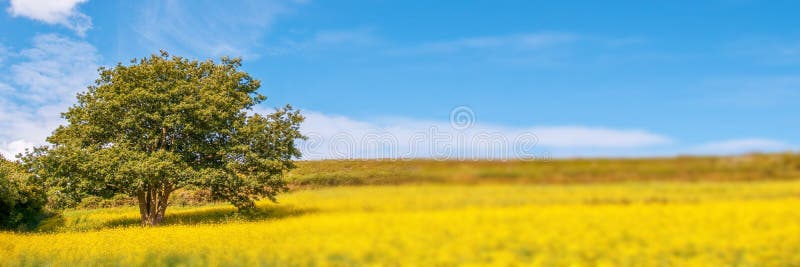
(689, 139, 792, 155)
(311, 29, 380, 46)
(0, 44, 8, 66)
(392, 32, 646, 57)
(727, 37, 800, 65)
(6, 0, 92, 36)
(406, 32, 580, 54)
(0, 34, 100, 158)
(265, 30, 644, 68)
(8, 34, 100, 103)
(266, 28, 381, 56)
(691, 76, 800, 108)
(133, 0, 304, 58)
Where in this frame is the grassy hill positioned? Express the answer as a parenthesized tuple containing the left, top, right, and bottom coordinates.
(287, 153, 800, 186)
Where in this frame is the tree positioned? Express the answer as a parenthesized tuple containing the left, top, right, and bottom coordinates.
(0, 156, 46, 230)
(26, 52, 304, 226)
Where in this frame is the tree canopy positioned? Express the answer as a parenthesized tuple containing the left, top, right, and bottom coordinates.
(26, 52, 304, 226)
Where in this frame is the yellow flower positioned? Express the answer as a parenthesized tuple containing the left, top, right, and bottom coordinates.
(2, 181, 800, 266)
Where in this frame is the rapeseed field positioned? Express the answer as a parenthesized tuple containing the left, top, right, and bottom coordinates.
(2, 181, 800, 266)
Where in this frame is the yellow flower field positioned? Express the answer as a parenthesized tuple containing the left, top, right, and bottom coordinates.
(3, 181, 800, 266)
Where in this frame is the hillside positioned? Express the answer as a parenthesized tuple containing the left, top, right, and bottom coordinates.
(287, 153, 800, 187)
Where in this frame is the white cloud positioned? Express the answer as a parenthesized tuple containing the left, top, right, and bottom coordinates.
(289, 110, 798, 160)
(526, 126, 671, 148)
(690, 139, 792, 155)
(133, 0, 304, 58)
(6, 0, 92, 36)
(290, 110, 671, 160)
(0, 139, 34, 160)
(0, 34, 100, 158)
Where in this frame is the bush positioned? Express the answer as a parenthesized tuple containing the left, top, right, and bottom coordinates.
(77, 194, 137, 209)
(169, 188, 215, 206)
(45, 188, 81, 210)
(0, 156, 46, 230)
(72, 189, 215, 210)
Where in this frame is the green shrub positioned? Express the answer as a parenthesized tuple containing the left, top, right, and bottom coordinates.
(71, 189, 215, 210)
(169, 188, 215, 207)
(76, 194, 137, 209)
(45, 188, 81, 210)
(0, 156, 46, 230)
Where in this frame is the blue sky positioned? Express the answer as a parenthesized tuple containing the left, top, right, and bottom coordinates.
(1, 0, 798, 159)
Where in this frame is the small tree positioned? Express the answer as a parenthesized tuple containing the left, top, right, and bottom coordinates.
(0, 156, 46, 230)
(27, 52, 304, 226)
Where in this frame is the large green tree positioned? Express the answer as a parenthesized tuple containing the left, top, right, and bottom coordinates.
(27, 52, 304, 226)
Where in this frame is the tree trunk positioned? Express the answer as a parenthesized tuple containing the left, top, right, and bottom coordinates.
(136, 184, 172, 226)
